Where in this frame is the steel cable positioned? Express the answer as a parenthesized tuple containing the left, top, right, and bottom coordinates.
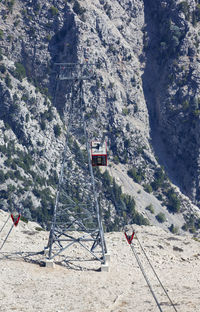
(130, 243, 163, 312)
(135, 233, 178, 312)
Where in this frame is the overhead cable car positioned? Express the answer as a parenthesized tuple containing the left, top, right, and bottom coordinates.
(91, 141, 107, 166)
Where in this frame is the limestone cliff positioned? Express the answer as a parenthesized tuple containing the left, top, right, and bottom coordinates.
(0, 0, 200, 234)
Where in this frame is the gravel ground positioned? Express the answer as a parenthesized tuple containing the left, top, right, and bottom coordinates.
(0, 209, 200, 312)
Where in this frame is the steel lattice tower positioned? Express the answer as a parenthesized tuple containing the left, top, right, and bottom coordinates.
(46, 63, 107, 269)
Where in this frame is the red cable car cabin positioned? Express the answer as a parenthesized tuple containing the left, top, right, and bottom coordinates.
(91, 141, 107, 166)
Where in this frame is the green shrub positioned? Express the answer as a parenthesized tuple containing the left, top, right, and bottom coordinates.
(102, 170, 112, 187)
(124, 139, 130, 149)
(0, 145, 7, 154)
(192, 109, 200, 118)
(46, 34, 51, 42)
(143, 184, 153, 193)
(133, 213, 149, 226)
(156, 212, 166, 223)
(122, 108, 129, 116)
(21, 94, 29, 102)
(25, 113, 30, 123)
(0, 170, 6, 184)
(145, 204, 154, 214)
(73, 1, 86, 15)
(14, 62, 26, 80)
(6, 0, 15, 11)
(127, 167, 145, 183)
(0, 63, 6, 74)
(53, 124, 61, 137)
(0, 190, 8, 199)
(50, 6, 58, 16)
(166, 189, 180, 213)
(182, 223, 188, 231)
(39, 163, 47, 171)
(183, 100, 189, 110)
(20, 215, 28, 223)
(189, 227, 196, 234)
(14, 170, 23, 180)
(169, 224, 179, 234)
(21, 196, 33, 210)
(40, 107, 53, 122)
(113, 155, 119, 164)
(48, 170, 59, 188)
(5, 170, 15, 180)
(0, 29, 4, 40)
(178, 2, 190, 20)
(0, 48, 3, 61)
(5, 73, 12, 88)
(195, 4, 200, 22)
(151, 167, 166, 191)
(40, 120, 46, 130)
(7, 184, 16, 192)
(35, 226, 45, 231)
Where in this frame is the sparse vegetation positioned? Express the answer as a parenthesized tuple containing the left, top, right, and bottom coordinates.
(169, 224, 179, 234)
(99, 169, 149, 230)
(0, 63, 6, 74)
(53, 124, 61, 137)
(49, 6, 58, 16)
(14, 62, 26, 80)
(0, 170, 6, 184)
(0, 29, 4, 40)
(40, 107, 54, 123)
(20, 216, 28, 223)
(182, 214, 200, 233)
(146, 204, 155, 214)
(166, 189, 181, 213)
(143, 184, 153, 193)
(5, 73, 12, 88)
(35, 226, 45, 231)
(73, 1, 86, 15)
(0, 48, 3, 61)
(127, 167, 145, 184)
(151, 167, 167, 191)
(178, 2, 190, 20)
(113, 155, 120, 165)
(46, 34, 51, 42)
(156, 212, 166, 223)
(122, 108, 129, 116)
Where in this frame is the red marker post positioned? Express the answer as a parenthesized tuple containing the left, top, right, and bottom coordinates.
(124, 231, 135, 245)
(11, 214, 21, 227)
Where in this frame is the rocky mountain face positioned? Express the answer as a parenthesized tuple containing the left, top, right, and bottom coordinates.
(1, 0, 200, 234)
(143, 0, 200, 203)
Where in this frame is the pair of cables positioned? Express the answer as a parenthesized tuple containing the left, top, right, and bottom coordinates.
(124, 230, 178, 312)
